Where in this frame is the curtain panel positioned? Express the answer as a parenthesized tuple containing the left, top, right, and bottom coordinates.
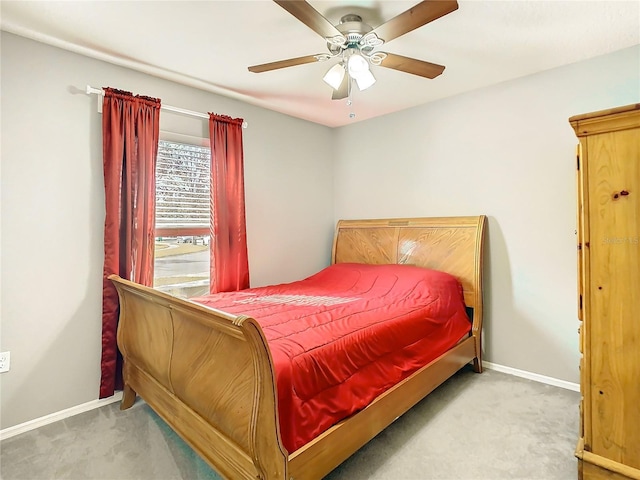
(208, 114, 250, 293)
(100, 88, 161, 398)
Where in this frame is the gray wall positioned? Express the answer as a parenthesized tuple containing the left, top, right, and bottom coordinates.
(0, 32, 335, 429)
(333, 45, 640, 384)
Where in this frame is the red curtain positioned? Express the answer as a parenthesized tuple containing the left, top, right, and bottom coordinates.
(208, 114, 250, 293)
(100, 88, 161, 398)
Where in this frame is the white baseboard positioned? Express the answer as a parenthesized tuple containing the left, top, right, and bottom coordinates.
(0, 363, 579, 441)
(0, 391, 123, 441)
(483, 361, 580, 392)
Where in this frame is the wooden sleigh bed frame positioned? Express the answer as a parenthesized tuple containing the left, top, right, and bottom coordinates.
(110, 215, 487, 480)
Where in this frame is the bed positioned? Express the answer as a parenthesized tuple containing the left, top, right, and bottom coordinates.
(110, 215, 487, 480)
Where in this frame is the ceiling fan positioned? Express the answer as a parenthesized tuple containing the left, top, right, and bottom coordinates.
(248, 0, 459, 100)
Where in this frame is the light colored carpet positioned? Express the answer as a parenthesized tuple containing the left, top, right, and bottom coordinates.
(1, 367, 579, 480)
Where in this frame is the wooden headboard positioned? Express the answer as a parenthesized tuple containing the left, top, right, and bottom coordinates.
(331, 216, 487, 311)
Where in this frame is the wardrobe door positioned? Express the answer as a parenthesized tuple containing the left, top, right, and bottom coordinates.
(584, 125, 640, 469)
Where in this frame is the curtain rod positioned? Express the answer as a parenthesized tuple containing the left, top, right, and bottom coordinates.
(85, 85, 248, 128)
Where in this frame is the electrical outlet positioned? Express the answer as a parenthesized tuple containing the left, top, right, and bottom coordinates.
(0, 351, 10, 373)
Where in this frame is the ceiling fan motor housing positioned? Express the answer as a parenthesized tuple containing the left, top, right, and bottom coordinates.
(326, 14, 376, 54)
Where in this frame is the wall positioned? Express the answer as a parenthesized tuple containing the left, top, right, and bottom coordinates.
(0, 32, 335, 429)
(333, 45, 640, 383)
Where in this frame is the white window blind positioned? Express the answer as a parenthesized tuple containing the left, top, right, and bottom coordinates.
(155, 140, 211, 229)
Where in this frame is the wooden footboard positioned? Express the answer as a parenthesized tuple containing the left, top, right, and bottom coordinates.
(111, 275, 288, 480)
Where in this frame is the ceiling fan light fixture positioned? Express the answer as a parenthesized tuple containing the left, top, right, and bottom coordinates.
(323, 63, 346, 90)
(355, 69, 376, 91)
(347, 52, 370, 78)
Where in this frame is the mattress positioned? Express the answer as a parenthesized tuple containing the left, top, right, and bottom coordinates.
(191, 262, 472, 452)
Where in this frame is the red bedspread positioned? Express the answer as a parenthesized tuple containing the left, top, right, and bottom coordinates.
(191, 263, 471, 452)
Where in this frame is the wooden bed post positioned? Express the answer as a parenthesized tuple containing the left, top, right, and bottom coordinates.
(472, 215, 487, 373)
(120, 381, 137, 410)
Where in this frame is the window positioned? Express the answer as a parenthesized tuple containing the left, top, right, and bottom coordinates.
(154, 137, 211, 298)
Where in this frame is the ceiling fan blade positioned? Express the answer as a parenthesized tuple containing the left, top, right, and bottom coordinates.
(379, 53, 445, 79)
(370, 0, 458, 43)
(248, 55, 321, 73)
(332, 75, 349, 100)
(274, 1, 342, 39)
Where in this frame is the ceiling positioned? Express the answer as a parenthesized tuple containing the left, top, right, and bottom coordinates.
(2, 1, 639, 128)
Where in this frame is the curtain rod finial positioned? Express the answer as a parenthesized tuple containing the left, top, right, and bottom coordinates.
(86, 85, 104, 96)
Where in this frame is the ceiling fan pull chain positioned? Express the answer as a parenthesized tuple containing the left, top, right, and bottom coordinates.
(347, 78, 356, 119)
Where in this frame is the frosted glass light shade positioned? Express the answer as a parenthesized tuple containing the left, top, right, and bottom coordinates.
(323, 64, 346, 90)
(355, 69, 376, 90)
(347, 54, 369, 77)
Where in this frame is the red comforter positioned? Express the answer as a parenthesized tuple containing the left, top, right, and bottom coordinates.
(191, 262, 471, 452)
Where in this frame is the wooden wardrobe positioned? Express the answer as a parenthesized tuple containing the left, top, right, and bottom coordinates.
(570, 104, 640, 480)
